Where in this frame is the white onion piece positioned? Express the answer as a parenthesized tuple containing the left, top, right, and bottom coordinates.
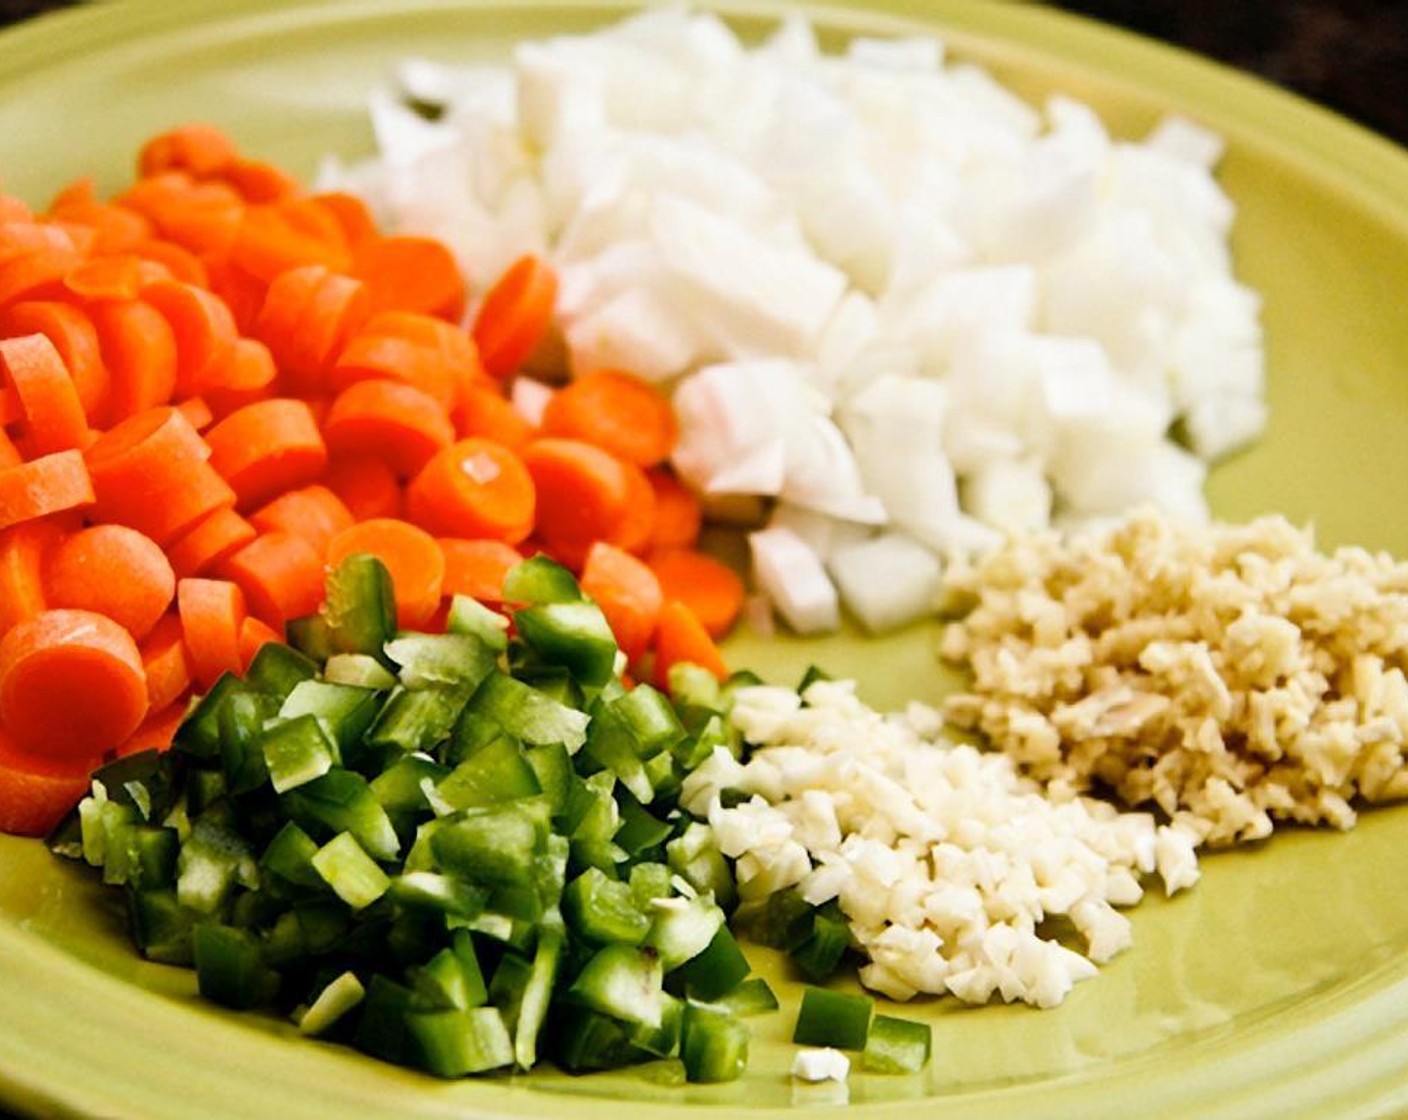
(828, 533, 942, 633)
(749, 527, 839, 635)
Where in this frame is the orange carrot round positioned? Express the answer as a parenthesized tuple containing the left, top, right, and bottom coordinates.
(141, 278, 239, 397)
(0, 301, 110, 421)
(323, 453, 403, 522)
(133, 238, 210, 288)
(231, 201, 350, 283)
(580, 541, 663, 664)
(87, 298, 179, 417)
(166, 506, 257, 579)
(220, 159, 302, 205)
(238, 615, 284, 671)
(139, 612, 193, 712)
(62, 253, 165, 302)
(175, 395, 214, 432)
(0, 332, 89, 455)
(646, 468, 702, 551)
(44, 524, 175, 641)
(249, 484, 353, 558)
(331, 310, 482, 413)
(118, 174, 245, 258)
(309, 192, 378, 249)
(0, 450, 94, 531)
(457, 381, 536, 449)
(542, 368, 678, 468)
(647, 548, 745, 640)
(137, 123, 240, 179)
(177, 577, 246, 691)
(217, 530, 324, 630)
(351, 234, 467, 322)
(0, 728, 92, 837)
(520, 437, 631, 567)
(255, 263, 368, 396)
(324, 379, 455, 479)
(48, 178, 153, 254)
(405, 437, 536, 545)
(326, 519, 444, 630)
(471, 254, 557, 380)
(651, 599, 728, 691)
(0, 515, 74, 638)
(204, 397, 328, 510)
(437, 538, 523, 605)
(115, 700, 187, 758)
(202, 337, 277, 418)
(609, 459, 657, 557)
(0, 608, 149, 761)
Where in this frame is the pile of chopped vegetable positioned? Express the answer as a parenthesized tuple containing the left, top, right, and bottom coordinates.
(0, 123, 740, 838)
(52, 551, 929, 1081)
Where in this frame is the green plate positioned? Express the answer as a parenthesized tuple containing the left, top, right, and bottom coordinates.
(3, 2, 1408, 1117)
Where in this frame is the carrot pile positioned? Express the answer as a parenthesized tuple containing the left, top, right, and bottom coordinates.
(0, 123, 744, 837)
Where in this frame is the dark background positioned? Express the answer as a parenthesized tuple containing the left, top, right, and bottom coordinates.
(0, 1, 1403, 144)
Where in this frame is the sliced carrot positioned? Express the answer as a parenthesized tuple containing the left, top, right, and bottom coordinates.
(118, 174, 245, 258)
(0, 301, 110, 421)
(471, 254, 558, 380)
(647, 548, 745, 640)
(204, 397, 328, 510)
(177, 577, 246, 691)
(231, 201, 349, 284)
(202, 337, 278, 418)
(48, 180, 152, 254)
(202, 255, 266, 334)
(609, 459, 657, 557)
(139, 612, 193, 712)
(542, 368, 678, 468)
(238, 615, 284, 671)
(580, 541, 663, 663)
(0, 450, 93, 531)
(323, 453, 403, 522)
(255, 264, 368, 395)
(249, 484, 353, 558)
(115, 700, 187, 758)
(0, 427, 20, 469)
(62, 253, 165, 302)
(44, 524, 176, 641)
(324, 379, 455, 480)
(141, 278, 239, 396)
(84, 404, 209, 502)
(520, 438, 631, 567)
(351, 234, 467, 322)
(326, 519, 444, 630)
(0, 608, 149, 760)
(457, 381, 536, 449)
(331, 311, 482, 412)
(309, 191, 378, 248)
(175, 395, 214, 432)
(165, 506, 257, 579)
(437, 537, 522, 605)
(217, 531, 324, 630)
(405, 437, 536, 545)
(651, 600, 728, 691)
(0, 333, 89, 455)
(133, 238, 209, 288)
(0, 728, 91, 837)
(0, 240, 86, 310)
(137, 123, 240, 179)
(87, 298, 179, 417)
(647, 468, 702, 551)
(0, 515, 73, 637)
(221, 158, 301, 205)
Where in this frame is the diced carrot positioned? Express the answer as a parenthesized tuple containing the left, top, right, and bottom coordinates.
(647, 548, 745, 640)
(647, 468, 702, 551)
(580, 541, 663, 663)
(204, 397, 328, 510)
(238, 615, 284, 671)
(0, 450, 94, 531)
(0, 728, 91, 837)
(520, 438, 632, 567)
(141, 278, 239, 397)
(405, 437, 536, 545)
(231, 201, 349, 283)
(114, 700, 187, 758)
(0, 333, 89, 455)
(457, 381, 536, 449)
(255, 264, 368, 395)
(651, 600, 728, 691)
(0, 515, 73, 638)
(326, 519, 444, 630)
(165, 506, 257, 579)
(0, 608, 149, 760)
(0, 301, 110, 421)
(217, 531, 324, 630)
(323, 453, 403, 521)
(542, 368, 678, 468)
(44, 524, 175, 642)
(471, 254, 558, 379)
(87, 298, 179, 417)
(177, 577, 246, 691)
(139, 612, 193, 712)
(249, 484, 353, 558)
(331, 310, 482, 412)
(437, 538, 523, 605)
(137, 123, 240, 179)
(351, 234, 467, 322)
(324, 379, 455, 479)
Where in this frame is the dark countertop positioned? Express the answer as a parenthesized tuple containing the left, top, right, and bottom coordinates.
(0, 0, 1404, 146)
